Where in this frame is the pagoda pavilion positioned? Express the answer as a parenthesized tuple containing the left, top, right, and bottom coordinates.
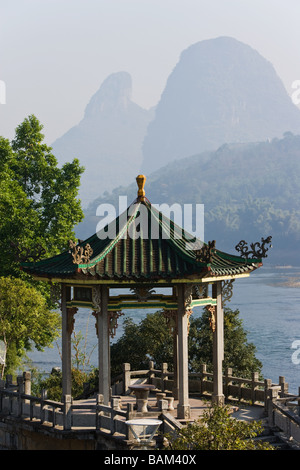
(22, 175, 271, 419)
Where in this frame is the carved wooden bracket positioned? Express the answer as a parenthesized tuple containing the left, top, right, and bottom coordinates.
(108, 311, 124, 338)
(67, 307, 78, 334)
(235, 236, 272, 260)
(221, 279, 234, 307)
(69, 240, 93, 265)
(194, 240, 216, 263)
(163, 309, 178, 335)
(92, 310, 124, 338)
(92, 286, 102, 312)
(206, 305, 216, 332)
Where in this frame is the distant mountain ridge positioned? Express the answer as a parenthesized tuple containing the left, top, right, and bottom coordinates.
(142, 36, 300, 174)
(52, 37, 300, 212)
(77, 133, 300, 265)
(52, 72, 154, 207)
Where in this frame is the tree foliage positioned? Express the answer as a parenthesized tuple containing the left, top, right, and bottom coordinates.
(0, 115, 84, 280)
(0, 115, 85, 373)
(167, 404, 274, 450)
(33, 367, 98, 402)
(189, 307, 262, 378)
(110, 312, 173, 377)
(0, 277, 60, 376)
(110, 308, 262, 379)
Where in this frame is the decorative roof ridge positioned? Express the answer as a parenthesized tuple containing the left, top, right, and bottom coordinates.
(79, 200, 142, 269)
(142, 199, 206, 266)
(213, 249, 262, 265)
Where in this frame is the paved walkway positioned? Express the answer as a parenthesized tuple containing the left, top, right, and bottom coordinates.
(115, 393, 267, 423)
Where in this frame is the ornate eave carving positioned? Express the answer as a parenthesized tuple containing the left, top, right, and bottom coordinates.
(235, 236, 272, 260)
(129, 286, 155, 301)
(69, 240, 93, 265)
(194, 240, 216, 263)
(221, 279, 234, 307)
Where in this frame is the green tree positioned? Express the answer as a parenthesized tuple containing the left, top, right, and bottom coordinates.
(0, 141, 40, 278)
(33, 367, 98, 402)
(0, 277, 60, 376)
(110, 308, 262, 380)
(32, 326, 99, 401)
(0, 115, 84, 374)
(110, 312, 173, 377)
(0, 115, 84, 280)
(188, 308, 262, 378)
(167, 404, 274, 450)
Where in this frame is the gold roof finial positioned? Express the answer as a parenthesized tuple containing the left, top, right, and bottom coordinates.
(136, 174, 146, 201)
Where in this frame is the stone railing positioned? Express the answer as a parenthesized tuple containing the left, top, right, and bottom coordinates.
(121, 361, 300, 446)
(119, 361, 289, 410)
(2, 365, 300, 446)
(266, 392, 300, 447)
(0, 371, 179, 440)
(0, 384, 127, 434)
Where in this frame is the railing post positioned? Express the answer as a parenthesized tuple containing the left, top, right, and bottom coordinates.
(251, 372, 259, 405)
(148, 361, 155, 384)
(279, 376, 288, 397)
(224, 367, 233, 400)
(63, 394, 72, 430)
(111, 396, 121, 435)
(41, 389, 48, 423)
(17, 376, 24, 417)
(200, 364, 207, 395)
(123, 363, 131, 394)
(264, 379, 272, 413)
(162, 363, 168, 392)
(126, 402, 134, 440)
(267, 387, 278, 427)
(96, 393, 104, 430)
(23, 371, 31, 403)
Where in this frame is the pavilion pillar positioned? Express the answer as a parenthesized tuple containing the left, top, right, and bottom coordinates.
(61, 285, 72, 397)
(177, 285, 191, 419)
(97, 285, 110, 405)
(212, 281, 225, 405)
(173, 332, 179, 400)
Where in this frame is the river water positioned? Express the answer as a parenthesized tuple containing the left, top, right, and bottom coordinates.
(28, 265, 300, 394)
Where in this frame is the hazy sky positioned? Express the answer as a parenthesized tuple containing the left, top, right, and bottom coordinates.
(1, 0, 300, 144)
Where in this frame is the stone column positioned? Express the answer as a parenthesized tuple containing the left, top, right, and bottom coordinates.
(173, 333, 179, 400)
(177, 285, 191, 419)
(212, 281, 225, 405)
(61, 285, 72, 397)
(163, 309, 179, 399)
(97, 285, 110, 405)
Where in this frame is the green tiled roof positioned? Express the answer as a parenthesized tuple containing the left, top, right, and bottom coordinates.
(21, 198, 261, 281)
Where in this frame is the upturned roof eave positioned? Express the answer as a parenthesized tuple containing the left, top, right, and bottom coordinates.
(20, 175, 265, 280)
